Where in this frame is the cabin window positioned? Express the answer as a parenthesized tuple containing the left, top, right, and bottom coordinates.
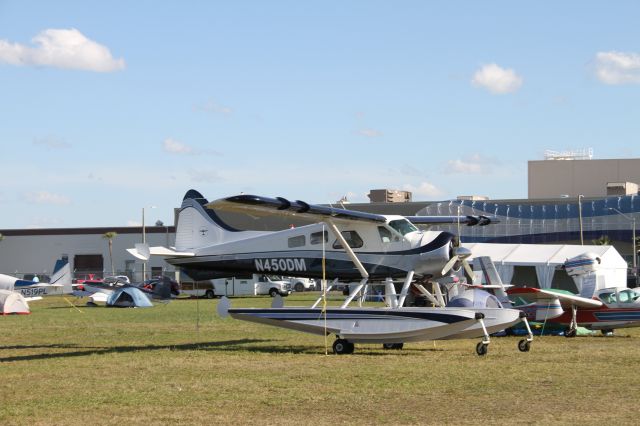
(600, 292, 615, 304)
(288, 235, 306, 248)
(332, 231, 364, 249)
(378, 226, 392, 243)
(310, 231, 328, 245)
(388, 219, 418, 236)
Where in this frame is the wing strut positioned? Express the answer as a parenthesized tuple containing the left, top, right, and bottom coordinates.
(325, 219, 369, 279)
(340, 278, 369, 309)
(397, 271, 415, 308)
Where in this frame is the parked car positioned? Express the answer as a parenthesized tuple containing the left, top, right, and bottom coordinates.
(289, 277, 316, 292)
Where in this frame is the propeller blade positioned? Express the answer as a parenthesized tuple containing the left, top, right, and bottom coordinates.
(441, 256, 458, 275)
(463, 260, 475, 281)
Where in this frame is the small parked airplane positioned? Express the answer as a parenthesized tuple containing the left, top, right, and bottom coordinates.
(130, 190, 530, 355)
(473, 255, 640, 336)
(0, 259, 72, 301)
(73, 276, 180, 304)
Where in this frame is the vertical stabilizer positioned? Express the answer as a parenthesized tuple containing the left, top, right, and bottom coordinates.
(174, 190, 244, 251)
(476, 256, 512, 307)
(49, 262, 72, 294)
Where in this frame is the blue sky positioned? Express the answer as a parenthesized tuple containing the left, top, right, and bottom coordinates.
(1, 1, 640, 229)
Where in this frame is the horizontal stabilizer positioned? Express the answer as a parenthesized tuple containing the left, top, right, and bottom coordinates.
(127, 244, 194, 260)
(508, 287, 603, 308)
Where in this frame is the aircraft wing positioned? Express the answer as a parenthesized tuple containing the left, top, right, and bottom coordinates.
(207, 195, 388, 223)
(207, 195, 498, 226)
(407, 215, 499, 226)
(507, 287, 603, 308)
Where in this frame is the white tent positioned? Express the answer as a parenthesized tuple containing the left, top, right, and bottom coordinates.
(0, 290, 30, 315)
(462, 243, 628, 290)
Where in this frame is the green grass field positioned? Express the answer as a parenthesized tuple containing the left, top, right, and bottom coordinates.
(1, 293, 639, 425)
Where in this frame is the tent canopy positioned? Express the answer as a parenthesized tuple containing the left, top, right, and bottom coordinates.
(0, 290, 30, 315)
(106, 287, 153, 308)
(462, 243, 627, 290)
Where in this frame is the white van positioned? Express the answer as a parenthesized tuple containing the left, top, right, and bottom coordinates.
(181, 274, 292, 298)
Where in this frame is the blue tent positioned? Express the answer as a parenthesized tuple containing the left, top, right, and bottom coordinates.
(106, 287, 153, 308)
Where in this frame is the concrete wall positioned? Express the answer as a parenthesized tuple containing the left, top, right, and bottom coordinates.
(528, 158, 640, 199)
(0, 227, 174, 281)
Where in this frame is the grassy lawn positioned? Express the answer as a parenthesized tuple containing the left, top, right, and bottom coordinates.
(1, 293, 639, 425)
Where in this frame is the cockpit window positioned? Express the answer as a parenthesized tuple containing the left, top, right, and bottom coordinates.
(388, 219, 418, 236)
(618, 289, 637, 303)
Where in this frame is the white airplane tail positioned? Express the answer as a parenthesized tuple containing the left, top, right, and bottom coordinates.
(475, 256, 512, 307)
(50, 260, 73, 294)
(174, 189, 262, 251)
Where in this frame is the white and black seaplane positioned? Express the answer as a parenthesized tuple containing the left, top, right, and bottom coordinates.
(128, 189, 532, 355)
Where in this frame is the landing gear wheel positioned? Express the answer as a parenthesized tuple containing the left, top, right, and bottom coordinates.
(382, 343, 404, 350)
(476, 342, 488, 356)
(518, 339, 531, 352)
(333, 339, 354, 355)
(564, 328, 577, 338)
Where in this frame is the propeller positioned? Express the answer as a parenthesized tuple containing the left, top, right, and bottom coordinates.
(441, 244, 474, 278)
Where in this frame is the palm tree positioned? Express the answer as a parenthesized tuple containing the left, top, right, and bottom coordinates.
(592, 235, 611, 245)
(102, 232, 118, 275)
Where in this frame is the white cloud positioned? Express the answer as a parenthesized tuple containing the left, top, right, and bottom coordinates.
(358, 128, 383, 138)
(472, 63, 523, 94)
(594, 51, 640, 85)
(24, 191, 71, 205)
(162, 138, 222, 156)
(163, 138, 194, 154)
(402, 182, 444, 198)
(127, 220, 141, 227)
(0, 28, 125, 72)
(444, 154, 497, 175)
(193, 99, 233, 115)
(33, 136, 71, 149)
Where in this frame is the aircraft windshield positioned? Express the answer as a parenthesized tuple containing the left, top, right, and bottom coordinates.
(618, 289, 640, 303)
(388, 219, 418, 236)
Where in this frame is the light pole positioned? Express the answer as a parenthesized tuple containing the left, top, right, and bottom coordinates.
(608, 207, 637, 284)
(578, 195, 584, 246)
(142, 206, 156, 281)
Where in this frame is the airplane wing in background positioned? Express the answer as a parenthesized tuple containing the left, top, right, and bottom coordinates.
(507, 287, 603, 309)
(407, 216, 498, 226)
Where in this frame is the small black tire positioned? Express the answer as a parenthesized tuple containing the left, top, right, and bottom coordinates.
(476, 342, 488, 356)
(518, 339, 531, 352)
(294, 283, 304, 292)
(205, 290, 215, 299)
(269, 288, 279, 297)
(333, 339, 353, 355)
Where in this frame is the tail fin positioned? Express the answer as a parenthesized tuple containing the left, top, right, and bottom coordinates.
(475, 256, 512, 307)
(49, 261, 72, 294)
(175, 189, 244, 251)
